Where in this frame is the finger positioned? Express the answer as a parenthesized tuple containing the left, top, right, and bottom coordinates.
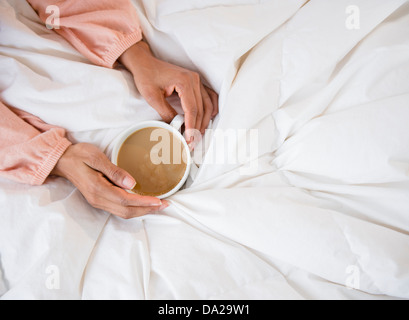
(200, 84, 214, 134)
(96, 184, 171, 219)
(95, 176, 163, 207)
(86, 152, 137, 190)
(175, 83, 198, 143)
(64, 146, 166, 219)
(205, 86, 219, 118)
(142, 87, 178, 123)
(99, 200, 170, 220)
(191, 74, 204, 135)
(82, 171, 166, 219)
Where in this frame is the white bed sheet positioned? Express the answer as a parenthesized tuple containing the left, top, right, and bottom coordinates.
(0, 0, 408, 300)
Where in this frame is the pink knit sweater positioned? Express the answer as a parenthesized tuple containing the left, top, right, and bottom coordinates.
(0, 0, 142, 185)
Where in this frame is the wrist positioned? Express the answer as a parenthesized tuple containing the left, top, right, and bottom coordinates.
(51, 144, 75, 180)
(119, 40, 155, 76)
(32, 138, 72, 186)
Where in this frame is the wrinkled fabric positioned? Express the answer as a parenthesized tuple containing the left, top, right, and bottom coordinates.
(1, 0, 408, 300)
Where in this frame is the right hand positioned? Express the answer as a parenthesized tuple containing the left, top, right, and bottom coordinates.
(51, 143, 169, 219)
(119, 41, 219, 143)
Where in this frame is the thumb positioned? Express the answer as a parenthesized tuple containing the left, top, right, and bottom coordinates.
(88, 153, 136, 190)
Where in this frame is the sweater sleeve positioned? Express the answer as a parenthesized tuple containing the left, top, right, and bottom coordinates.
(27, 0, 143, 68)
(0, 101, 72, 186)
(0, 1, 143, 186)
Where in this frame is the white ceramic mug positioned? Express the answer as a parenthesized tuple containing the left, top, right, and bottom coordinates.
(111, 115, 192, 199)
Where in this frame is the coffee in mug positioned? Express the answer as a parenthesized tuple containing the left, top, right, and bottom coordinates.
(116, 126, 188, 197)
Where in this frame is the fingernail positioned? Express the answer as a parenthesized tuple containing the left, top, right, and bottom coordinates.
(151, 201, 162, 207)
(184, 129, 195, 143)
(185, 135, 193, 145)
(158, 201, 170, 211)
(123, 176, 136, 190)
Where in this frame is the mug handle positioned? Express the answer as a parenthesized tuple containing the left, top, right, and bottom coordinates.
(170, 114, 185, 132)
(169, 114, 199, 184)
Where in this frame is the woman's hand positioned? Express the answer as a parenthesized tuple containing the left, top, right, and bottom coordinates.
(51, 143, 169, 219)
(119, 40, 219, 144)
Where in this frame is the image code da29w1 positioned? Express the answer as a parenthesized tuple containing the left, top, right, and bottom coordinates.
(157, 304, 250, 317)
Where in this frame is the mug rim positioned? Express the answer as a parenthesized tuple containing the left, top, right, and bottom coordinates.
(111, 119, 192, 199)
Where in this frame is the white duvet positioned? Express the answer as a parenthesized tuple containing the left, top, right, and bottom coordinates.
(0, 0, 409, 300)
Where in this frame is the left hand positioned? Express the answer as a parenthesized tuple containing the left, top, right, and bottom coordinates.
(119, 40, 219, 144)
(51, 143, 168, 219)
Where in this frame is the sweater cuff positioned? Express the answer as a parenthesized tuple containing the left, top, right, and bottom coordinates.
(103, 28, 143, 68)
(32, 138, 72, 186)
